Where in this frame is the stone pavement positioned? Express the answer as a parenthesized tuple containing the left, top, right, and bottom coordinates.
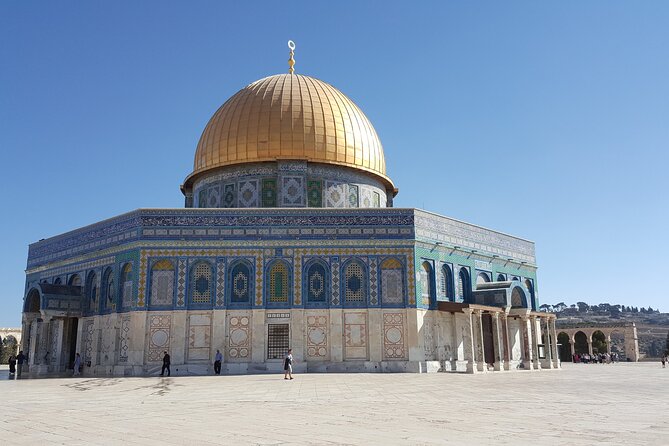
(1, 363, 668, 445)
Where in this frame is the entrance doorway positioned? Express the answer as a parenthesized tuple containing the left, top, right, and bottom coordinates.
(63, 318, 79, 370)
(482, 314, 495, 365)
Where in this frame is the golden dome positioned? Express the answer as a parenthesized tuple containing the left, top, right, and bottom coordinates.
(183, 74, 395, 191)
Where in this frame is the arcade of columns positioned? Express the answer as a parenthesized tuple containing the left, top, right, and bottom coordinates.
(557, 325, 640, 361)
(444, 304, 560, 373)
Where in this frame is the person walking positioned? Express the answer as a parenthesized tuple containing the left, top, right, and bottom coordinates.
(214, 349, 222, 375)
(8, 355, 16, 376)
(16, 351, 26, 378)
(283, 348, 293, 380)
(73, 353, 82, 376)
(662, 355, 667, 368)
(160, 351, 171, 376)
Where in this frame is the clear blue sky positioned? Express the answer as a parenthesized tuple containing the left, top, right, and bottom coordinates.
(1, 1, 667, 326)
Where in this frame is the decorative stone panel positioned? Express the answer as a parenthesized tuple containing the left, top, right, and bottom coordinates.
(344, 312, 368, 360)
(306, 314, 329, 360)
(227, 313, 251, 361)
(187, 313, 212, 361)
(383, 312, 406, 360)
(147, 314, 171, 363)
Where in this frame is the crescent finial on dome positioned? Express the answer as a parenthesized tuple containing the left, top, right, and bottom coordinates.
(288, 40, 296, 74)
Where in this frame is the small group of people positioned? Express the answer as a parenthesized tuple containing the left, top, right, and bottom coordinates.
(6, 351, 81, 378)
(572, 352, 619, 364)
(158, 348, 295, 379)
(7, 351, 26, 378)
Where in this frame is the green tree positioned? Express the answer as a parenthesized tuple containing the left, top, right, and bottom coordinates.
(0, 335, 18, 364)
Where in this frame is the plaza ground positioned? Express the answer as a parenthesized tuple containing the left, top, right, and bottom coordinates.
(1, 363, 668, 445)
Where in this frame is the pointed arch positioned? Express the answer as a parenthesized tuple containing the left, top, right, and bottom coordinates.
(304, 259, 329, 306)
(440, 264, 454, 302)
(24, 288, 41, 313)
(380, 257, 404, 306)
(342, 258, 367, 306)
(476, 271, 491, 284)
(266, 259, 292, 307)
(102, 267, 115, 311)
(68, 274, 81, 287)
(228, 259, 253, 306)
(150, 259, 175, 307)
(458, 267, 471, 302)
(497, 273, 506, 282)
(189, 260, 213, 307)
(120, 263, 133, 308)
(85, 270, 98, 313)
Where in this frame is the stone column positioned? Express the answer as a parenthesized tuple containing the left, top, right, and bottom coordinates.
(587, 335, 593, 356)
(520, 316, 532, 370)
(28, 319, 40, 367)
(569, 338, 575, 357)
(35, 316, 52, 375)
(606, 336, 612, 354)
(530, 315, 541, 370)
(50, 318, 65, 372)
(550, 318, 560, 368)
(624, 324, 640, 362)
(473, 310, 485, 372)
(540, 317, 553, 369)
(462, 309, 476, 374)
(491, 313, 503, 371)
(501, 312, 511, 371)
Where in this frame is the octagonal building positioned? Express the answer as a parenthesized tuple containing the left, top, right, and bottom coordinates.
(20, 61, 559, 376)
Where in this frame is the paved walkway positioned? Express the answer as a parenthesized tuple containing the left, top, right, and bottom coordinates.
(1, 363, 668, 445)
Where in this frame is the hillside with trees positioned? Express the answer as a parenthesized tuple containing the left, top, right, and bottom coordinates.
(543, 302, 669, 358)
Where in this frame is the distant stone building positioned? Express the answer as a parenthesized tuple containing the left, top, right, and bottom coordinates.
(20, 49, 559, 376)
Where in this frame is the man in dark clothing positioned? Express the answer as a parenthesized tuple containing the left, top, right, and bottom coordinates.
(16, 351, 26, 378)
(160, 351, 171, 376)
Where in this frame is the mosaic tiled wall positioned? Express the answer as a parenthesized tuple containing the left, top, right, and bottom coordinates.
(191, 162, 387, 209)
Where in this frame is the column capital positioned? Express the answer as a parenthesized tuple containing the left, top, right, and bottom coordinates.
(463, 308, 474, 316)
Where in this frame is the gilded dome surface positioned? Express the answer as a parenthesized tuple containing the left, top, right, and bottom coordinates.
(184, 74, 394, 190)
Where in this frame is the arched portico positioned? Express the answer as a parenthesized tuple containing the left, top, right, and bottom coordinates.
(554, 324, 639, 361)
(21, 283, 84, 375)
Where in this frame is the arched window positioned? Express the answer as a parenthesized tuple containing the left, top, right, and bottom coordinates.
(229, 260, 252, 305)
(24, 288, 40, 313)
(305, 261, 329, 304)
(150, 259, 175, 307)
(102, 267, 115, 311)
(85, 271, 97, 312)
(524, 279, 535, 309)
(68, 274, 81, 287)
(476, 272, 490, 285)
(440, 264, 454, 302)
(53, 277, 62, 285)
(511, 276, 520, 282)
(343, 259, 366, 306)
(458, 267, 471, 302)
(189, 261, 213, 306)
(497, 273, 506, 282)
(420, 261, 433, 306)
(267, 260, 291, 306)
(120, 263, 133, 308)
(380, 258, 404, 305)
(511, 286, 528, 308)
